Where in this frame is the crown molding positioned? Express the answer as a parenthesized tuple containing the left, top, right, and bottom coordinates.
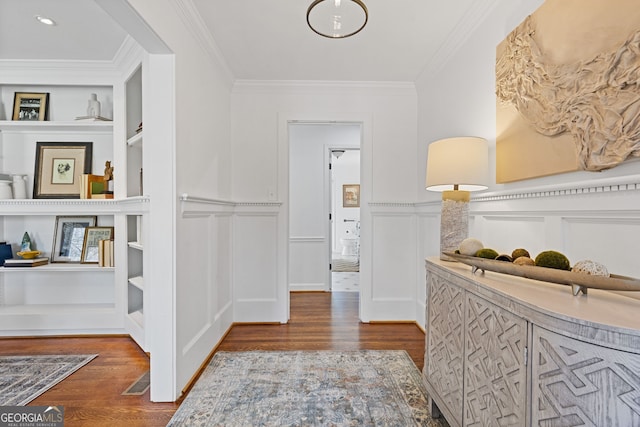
(112, 36, 145, 79)
(172, 0, 235, 88)
(0, 59, 119, 85)
(232, 79, 416, 95)
(418, 0, 501, 79)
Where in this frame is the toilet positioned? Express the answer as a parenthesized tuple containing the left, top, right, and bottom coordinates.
(340, 238, 359, 257)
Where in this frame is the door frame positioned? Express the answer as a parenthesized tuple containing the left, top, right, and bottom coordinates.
(280, 113, 372, 321)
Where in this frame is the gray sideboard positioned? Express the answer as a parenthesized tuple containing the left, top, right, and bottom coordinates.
(423, 257, 640, 427)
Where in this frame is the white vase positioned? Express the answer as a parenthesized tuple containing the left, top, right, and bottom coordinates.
(87, 93, 101, 117)
(12, 175, 28, 199)
(0, 180, 12, 199)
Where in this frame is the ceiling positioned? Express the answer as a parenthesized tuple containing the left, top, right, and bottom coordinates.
(0, 0, 482, 82)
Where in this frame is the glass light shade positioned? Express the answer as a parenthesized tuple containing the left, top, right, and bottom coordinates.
(307, 0, 368, 39)
(425, 136, 489, 192)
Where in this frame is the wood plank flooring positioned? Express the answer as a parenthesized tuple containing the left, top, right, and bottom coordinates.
(0, 292, 425, 426)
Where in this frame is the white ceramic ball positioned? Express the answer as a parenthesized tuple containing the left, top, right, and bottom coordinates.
(459, 238, 484, 256)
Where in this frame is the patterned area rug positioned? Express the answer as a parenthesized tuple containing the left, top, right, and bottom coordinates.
(0, 354, 98, 406)
(169, 350, 446, 426)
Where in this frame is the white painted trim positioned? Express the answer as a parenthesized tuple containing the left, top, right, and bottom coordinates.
(171, 0, 235, 87)
(290, 236, 325, 243)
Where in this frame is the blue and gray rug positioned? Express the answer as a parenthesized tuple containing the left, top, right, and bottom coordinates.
(169, 350, 446, 426)
(0, 354, 97, 406)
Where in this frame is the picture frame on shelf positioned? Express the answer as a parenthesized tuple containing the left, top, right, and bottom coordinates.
(33, 142, 93, 199)
(12, 92, 49, 121)
(342, 184, 360, 208)
(51, 216, 97, 263)
(81, 226, 114, 264)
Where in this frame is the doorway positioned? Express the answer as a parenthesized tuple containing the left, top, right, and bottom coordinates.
(287, 122, 361, 294)
(329, 148, 360, 292)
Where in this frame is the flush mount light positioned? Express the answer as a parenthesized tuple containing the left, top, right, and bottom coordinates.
(307, 0, 368, 39)
(35, 15, 56, 26)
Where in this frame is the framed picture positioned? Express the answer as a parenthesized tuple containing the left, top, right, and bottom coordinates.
(33, 142, 93, 199)
(343, 184, 360, 208)
(12, 92, 49, 121)
(51, 216, 97, 263)
(81, 226, 114, 264)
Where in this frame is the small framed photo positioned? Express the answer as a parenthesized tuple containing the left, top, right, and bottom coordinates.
(81, 226, 114, 264)
(33, 142, 93, 199)
(12, 92, 49, 121)
(52, 216, 97, 263)
(342, 184, 360, 208)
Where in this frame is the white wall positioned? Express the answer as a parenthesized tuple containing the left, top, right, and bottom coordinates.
(414, 0, 640, 326)
(127, 0, 234, 401)
(231, 82, 419, 322)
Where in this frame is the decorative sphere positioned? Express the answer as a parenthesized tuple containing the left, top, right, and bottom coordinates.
(475, 248, 499, 259)
(511, 248, 530, 260)
(513, 256, 535, 266)
(535, 250, 571, 271)
(459, 238, 484, 256)
(572, 260, 609, 277)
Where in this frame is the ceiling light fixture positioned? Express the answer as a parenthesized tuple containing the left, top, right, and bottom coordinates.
(35, 15, 56, 26)
(307, 0, 368, 39)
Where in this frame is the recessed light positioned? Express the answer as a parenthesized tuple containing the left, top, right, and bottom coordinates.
(35, 15, 56, 26)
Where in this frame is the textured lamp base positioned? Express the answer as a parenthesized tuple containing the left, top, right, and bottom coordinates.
(440, 190, 470, 261)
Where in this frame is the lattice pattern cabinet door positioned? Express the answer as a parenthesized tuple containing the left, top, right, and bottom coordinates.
(464, 293, 528, 426)
(425, 272, 465, 426)
(532, 326, 640, 426)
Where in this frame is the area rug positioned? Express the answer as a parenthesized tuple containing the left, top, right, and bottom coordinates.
(332, 258, 359, 272)
(168, 350, 446, 427)
(0, 354, 98, 406)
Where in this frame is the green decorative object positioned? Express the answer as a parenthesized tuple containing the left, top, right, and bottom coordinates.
(475, 248, 499, 259)
(511, 248, 530, 259)
(535, 250, 571, 271)
(21, 232, 31, 252)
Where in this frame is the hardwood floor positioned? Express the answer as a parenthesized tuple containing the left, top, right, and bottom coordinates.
(0, 292, 425, 426)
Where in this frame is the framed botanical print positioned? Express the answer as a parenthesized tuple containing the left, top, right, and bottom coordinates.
(33, 142, 93, 199)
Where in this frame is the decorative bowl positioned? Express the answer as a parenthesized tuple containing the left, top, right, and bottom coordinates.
(17, 250, 41, 259)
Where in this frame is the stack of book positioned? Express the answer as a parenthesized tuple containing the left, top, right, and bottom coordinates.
(4, 257, 49, 267)
(80, 174, 113, 199)
(98, 239, 114, 267)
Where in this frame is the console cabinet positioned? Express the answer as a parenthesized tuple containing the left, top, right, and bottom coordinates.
(424, 258, 640, 427)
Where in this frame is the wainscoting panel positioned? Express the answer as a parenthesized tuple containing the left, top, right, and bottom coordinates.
(289, 236, 327, 292)
(175, 210, 233, 391)
(369, 205, 417, 320)
(562, 217, 640, 279)
(233, 210, 283, 322)
(472, 215, 547, 258)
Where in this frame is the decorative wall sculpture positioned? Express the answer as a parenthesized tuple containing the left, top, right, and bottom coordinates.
(496, 0, 640, 182)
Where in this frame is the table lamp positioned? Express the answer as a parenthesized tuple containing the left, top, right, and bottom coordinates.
(426, 137, 489, 260)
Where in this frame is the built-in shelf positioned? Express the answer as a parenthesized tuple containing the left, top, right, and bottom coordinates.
(0, 199, 120, 215)
(0, 303, 115, 315)
(128, 309, 144, 327)
(0, 120, 113, 133)
(127, 131, 142, 147)
(128, 241, 143, 251)
(0, 264, 115, 273)
(128, 275, 145, 291)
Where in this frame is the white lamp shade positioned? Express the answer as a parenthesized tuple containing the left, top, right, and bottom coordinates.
(425, 136, 489, 192)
